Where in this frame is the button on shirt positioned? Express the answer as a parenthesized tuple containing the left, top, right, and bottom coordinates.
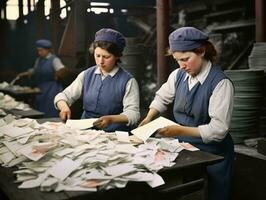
(54, 65, 140, 127)
(150, 61, 234, 143)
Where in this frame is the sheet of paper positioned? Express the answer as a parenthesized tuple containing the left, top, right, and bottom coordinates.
(66, 118, 98, 130)
(49, 157, 80, 181)
(0, 151, 16, 164)
(85, 170, 112, 180)
(19, 171, 49, 188)
(0, 118, 7, 127)
(131, 117, 178, 142)
(18, 145, 46, 161)
(4, 114, 16, 123)
(146, 173, 165, 188)
(0, 124, 34, 138)
(7, 156, 27, 167)
(103, 163, 135, 177)
(40, 177, 58, 188)
(55, 183, 97, 192)
(115, 131, 130, 143)
(115, 144, 139, 154)
(123, 172, 154, 182)
(180, 142, 199, 151)
(3, 141, 25, 156)
(160, 139, 184, 153)
(54, 148, 75, 157)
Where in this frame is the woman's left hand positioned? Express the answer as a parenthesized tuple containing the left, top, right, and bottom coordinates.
(157, 125, 181, 137)
(93, 116, 113, 129)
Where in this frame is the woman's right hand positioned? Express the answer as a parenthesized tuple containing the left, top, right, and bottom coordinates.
(138, 108, 159, 127)
(138, 117, 152, 127)
(59, 108, 71, 122)
(57, 100, 71, 122)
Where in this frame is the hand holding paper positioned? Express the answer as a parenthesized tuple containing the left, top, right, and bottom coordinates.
(131, 117, 178, 142)
(66, 118, 98, 130)
(157, 125, 181, 137)
(93, 116, 113, 129)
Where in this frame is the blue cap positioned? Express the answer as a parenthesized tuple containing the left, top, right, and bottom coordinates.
(36, 39, 52, 49)
(94, 28, 125, 51)
(169, 27, 209, 52)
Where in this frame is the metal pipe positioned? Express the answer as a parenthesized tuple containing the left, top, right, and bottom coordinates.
(256, 0, 266, 42)
(127, 16, 153, 34)
(50, 0, 61, 53)
(18, 0, 23, 18)
(0, 0, 7, 19)
(156, 0, 170, 87)
(36, 0, 45, 39)
(27, 0, 31, 14)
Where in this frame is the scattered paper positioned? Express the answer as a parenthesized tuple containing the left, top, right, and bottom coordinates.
(0, 124, 34, 138)
(0, 115, 189, 193)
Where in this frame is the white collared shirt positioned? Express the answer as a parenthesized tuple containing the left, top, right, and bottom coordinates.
(94, 65, 120, 80)
(54, 65, 140, 127)
(185, 61, 212, 90)
(150, 61, 234, 143)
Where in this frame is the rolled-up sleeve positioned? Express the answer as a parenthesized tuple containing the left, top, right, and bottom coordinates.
(121, 78, 140, 126)
(198, 79, 234, 143)
(54, 71, 85, 108)
(53, 57, 65, 71)
(149, 69, 178, 113)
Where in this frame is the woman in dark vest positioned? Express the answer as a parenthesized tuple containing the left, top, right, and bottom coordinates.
(139, 27, 234, 200)
(18, 39, 64, 117)
(54, 28, 140, 132)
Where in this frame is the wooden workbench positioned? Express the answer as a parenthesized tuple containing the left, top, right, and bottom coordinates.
(0, 150, 223, 200)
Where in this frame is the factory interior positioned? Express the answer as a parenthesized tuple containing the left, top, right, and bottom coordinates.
(0, 0, 266, 200)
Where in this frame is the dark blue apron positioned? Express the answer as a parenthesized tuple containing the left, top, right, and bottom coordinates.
(81, 66, 132, 132)
(177, 135, 234, 200)
(173, 66, 234, 200)
(34, 55, 63, 117)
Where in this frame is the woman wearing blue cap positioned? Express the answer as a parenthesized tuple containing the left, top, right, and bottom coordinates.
(54, 28, 140, 132)
(140, 27, 234, 200)
(18, 39, 65, 117)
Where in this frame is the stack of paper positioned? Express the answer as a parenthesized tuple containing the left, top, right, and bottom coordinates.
(0, 116, 185, 192)
(0, 92, 30, 112)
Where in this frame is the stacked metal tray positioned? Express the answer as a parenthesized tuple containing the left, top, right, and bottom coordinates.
(225, 69, 264, 143)
(249, 42, 266, 137)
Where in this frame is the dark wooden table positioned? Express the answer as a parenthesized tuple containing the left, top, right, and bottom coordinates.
(6, 109, 44, 119)
(0, 88, 40, 98)
(231, 145, 266, 200)
(0, 87, 41, 107)
(0, 150, 223, 200)
(0, 118, 223, 200)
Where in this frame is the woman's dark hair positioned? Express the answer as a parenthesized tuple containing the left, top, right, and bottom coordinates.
(166, 41, 217, 63)
(89, 41, 123, 63)
(192, 41, 217, 62)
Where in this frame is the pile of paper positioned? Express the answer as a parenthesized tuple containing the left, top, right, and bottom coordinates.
(0, 81, 40, 92)
(0, 116, 185, 192)
(0, 92, 30, 113)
